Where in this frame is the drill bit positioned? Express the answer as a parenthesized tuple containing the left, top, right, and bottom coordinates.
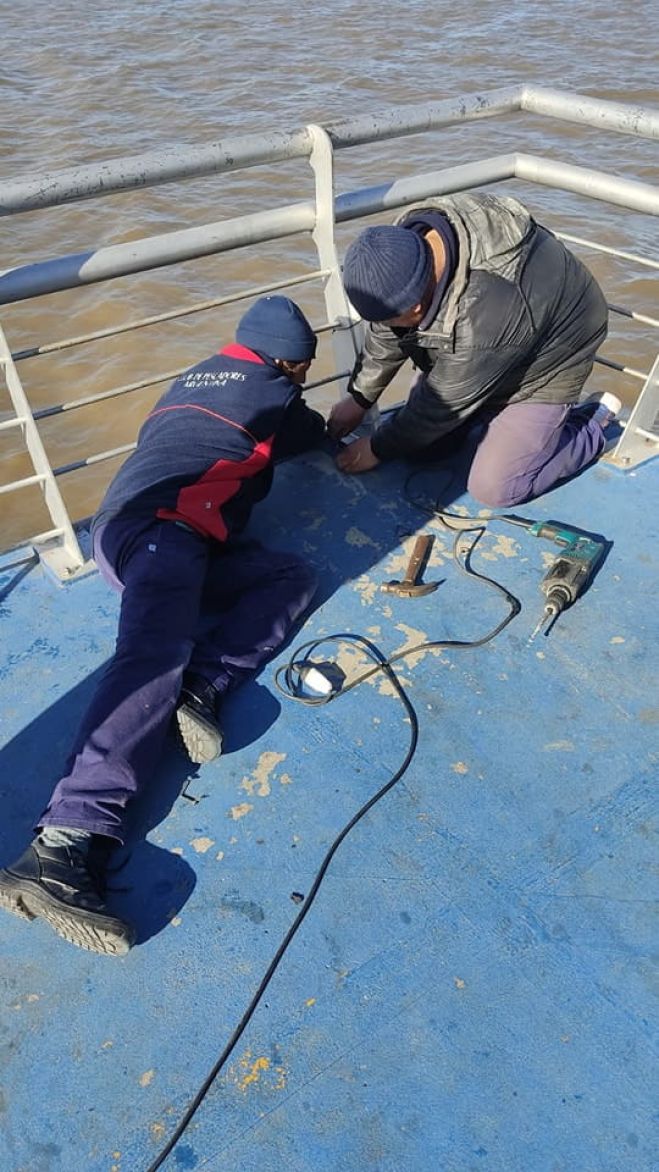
(528, 607, 552, 643)
(528, 598, 562, 643)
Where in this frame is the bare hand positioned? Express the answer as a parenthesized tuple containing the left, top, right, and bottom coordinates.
(328, 397, 367, 439)
(336, 436, 380, 474)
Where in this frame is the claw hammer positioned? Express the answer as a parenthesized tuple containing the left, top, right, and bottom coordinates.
(381, 535, 438, 598)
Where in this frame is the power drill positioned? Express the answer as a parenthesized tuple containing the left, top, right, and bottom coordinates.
(525, 521, 607, 640)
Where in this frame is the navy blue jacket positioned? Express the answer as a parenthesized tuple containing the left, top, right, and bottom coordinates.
(94, 344, 324, 542)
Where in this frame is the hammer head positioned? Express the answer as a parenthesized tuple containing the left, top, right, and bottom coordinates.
(381, 534, 438, 598)
(381, 581, 438, 598)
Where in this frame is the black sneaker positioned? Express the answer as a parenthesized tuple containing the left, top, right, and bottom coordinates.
(0, 838, 135, 956)
(176, 674, 224, 764)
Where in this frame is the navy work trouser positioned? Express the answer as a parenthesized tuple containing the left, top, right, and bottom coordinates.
(39, 517, 316, 843)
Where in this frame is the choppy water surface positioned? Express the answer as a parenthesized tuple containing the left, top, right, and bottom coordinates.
(1, 0, 657, 543)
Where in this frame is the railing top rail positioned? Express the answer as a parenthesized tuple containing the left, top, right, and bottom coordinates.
(1, 87, 657, 217)
(2, 154, 658, 309)
(327, 85, 659, 148)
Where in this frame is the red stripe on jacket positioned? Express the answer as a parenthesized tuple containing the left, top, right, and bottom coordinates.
(156, 439, 274, 541)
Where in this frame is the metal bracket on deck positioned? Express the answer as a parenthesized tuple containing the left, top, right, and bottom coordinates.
(33, 533, 95, 584)
(0, 321, 87, 579)
(608, 352, 659, 470)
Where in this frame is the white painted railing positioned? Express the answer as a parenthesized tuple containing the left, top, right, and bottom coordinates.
(0, 87, 657, 576)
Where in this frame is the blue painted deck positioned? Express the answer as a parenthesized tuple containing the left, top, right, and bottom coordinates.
(0, 443, 657, 1172)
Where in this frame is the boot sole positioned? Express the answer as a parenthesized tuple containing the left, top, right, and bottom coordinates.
(176, 703, 223, 764)
(0, 872, 135, 956)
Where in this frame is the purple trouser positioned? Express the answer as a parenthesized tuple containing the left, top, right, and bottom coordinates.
(466, 400, 606, 507)
(39, 517, 316, 843)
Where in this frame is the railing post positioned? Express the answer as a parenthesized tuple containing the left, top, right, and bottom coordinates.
(0, 321, 86, 577)
(608, 352, 659, 469)
(306, 124, 377, 425)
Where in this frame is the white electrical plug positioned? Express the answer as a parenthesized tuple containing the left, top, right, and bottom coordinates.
(293, 660, 345, 700)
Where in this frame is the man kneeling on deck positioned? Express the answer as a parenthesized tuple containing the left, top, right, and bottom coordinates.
(330, 192, 620, 504)
(0, 296, 325, 956)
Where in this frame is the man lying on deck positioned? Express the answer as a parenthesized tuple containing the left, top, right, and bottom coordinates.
(0, 296, 325, 956)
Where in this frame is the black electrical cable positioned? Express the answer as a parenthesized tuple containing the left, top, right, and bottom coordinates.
(146, 515, 521, 1171)
(402, 463, 534, 534)
(145, 635, 418, 1172)
(275, 525, 520, 703)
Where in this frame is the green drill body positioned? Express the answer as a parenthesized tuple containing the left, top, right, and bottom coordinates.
(526, 522, 606, 637)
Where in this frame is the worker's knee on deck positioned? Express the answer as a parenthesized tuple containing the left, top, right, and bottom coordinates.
(467, 467, 528, 509)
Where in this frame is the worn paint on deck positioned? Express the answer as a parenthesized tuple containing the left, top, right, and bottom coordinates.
(0, 447, 657, 1171)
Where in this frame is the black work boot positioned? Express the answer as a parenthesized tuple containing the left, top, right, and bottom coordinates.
(0, 837, 135, 956)
(176, 673, 224, 764)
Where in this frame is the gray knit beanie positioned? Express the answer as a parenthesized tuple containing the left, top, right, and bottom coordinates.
(236, 296, 317, 360)
(342, 225, 433, 322)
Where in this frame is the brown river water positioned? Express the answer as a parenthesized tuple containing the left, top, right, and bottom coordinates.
(1, 0, 657, 548)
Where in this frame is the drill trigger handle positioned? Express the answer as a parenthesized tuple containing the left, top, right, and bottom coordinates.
(529, 521, 572, 546)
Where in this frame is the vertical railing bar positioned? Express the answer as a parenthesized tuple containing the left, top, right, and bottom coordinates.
(306, 123, 370, 422)
(0, 322, 84, 570)
(609, 352, 659, 468)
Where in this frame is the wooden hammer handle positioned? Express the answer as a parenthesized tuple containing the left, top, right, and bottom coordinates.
(403, 534, 433, 585)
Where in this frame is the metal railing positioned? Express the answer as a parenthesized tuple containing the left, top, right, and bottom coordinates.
(0, 322, 82, 579)
(1, 86, 658, 577)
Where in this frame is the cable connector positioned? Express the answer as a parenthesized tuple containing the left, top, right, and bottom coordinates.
(290, 660, 346, 702)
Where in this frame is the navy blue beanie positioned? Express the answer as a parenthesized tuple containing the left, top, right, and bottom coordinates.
(236, 296, 317, 361)
(342, 225, 433, 322)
